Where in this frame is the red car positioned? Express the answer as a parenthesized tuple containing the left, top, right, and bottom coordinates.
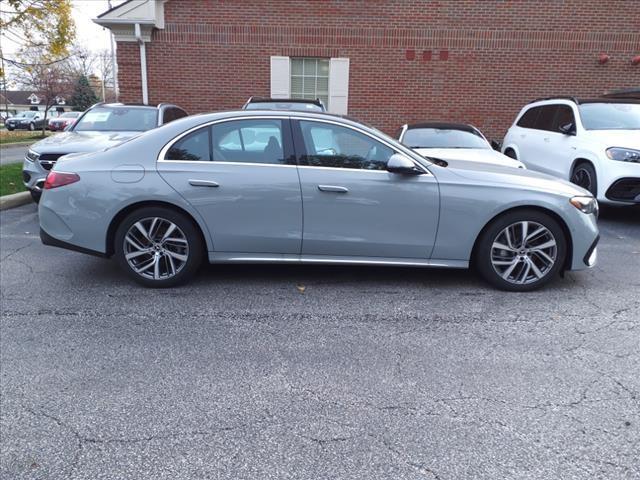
(48, 112, 82, 131)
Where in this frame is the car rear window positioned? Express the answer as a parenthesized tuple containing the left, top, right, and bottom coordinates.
(402, 128, 489, 149)
(516, 107, 541, 128)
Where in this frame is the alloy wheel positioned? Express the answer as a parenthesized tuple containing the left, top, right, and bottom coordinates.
(490, 221, 557, 285)
(123, 217, 189, 280)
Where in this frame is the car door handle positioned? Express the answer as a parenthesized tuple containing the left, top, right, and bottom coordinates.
(318, 185, 348, 193)
(189, 179, 219, 187)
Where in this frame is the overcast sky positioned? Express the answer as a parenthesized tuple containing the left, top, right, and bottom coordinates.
(2, 0, 125, 56)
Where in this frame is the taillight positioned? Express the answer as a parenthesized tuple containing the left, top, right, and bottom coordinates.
(44, 171, 80, 190)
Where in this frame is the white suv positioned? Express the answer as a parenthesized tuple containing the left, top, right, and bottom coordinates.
(502, 97, 639, 205)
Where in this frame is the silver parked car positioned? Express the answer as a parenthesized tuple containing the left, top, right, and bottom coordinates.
(39, 111, 599, 291)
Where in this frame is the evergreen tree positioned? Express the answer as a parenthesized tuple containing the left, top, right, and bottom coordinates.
(70, 75, 98, 111)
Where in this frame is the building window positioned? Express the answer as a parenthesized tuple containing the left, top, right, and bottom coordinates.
(290, 58, 329, 108)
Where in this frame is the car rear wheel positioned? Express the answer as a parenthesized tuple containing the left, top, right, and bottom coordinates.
(114, 207, 203, 287)
(475, 210, 567, 291)
(571, 162, 597, 196)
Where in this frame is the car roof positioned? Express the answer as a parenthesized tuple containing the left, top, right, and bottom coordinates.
(246, 97, 324, 106)
(89, 102, 186, 110)
(405, 122, 479, 133)
(527, 96, 640, 107)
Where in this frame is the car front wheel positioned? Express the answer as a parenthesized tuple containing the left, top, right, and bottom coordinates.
(571, 162, 597, 196)
(475, 210, 567, 291)
(114, 207, 204, 287)
(28, 123, 35, 131)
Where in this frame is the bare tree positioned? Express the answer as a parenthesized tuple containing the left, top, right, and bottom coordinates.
(17, 49, 73, 136)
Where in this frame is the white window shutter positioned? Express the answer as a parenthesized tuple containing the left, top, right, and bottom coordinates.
(270, 56, 290, 99)
(329, 58, 349, 114)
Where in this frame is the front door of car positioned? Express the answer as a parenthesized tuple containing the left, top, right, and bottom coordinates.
(545, 104, 578, 179)
(157, 117, 303, 254)
(292, 119, 440, 259)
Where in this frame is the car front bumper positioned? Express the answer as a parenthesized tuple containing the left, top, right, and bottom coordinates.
(22, 157, 48, 192)
(566, 207, 599, 271)
(597, 160, 640, 204)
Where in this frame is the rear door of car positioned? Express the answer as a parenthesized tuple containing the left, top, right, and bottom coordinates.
(292, 118, 440, 259)
(523, 105, 559, 174)
(157, 116, 303, 254)
(509, 106, 540, 165)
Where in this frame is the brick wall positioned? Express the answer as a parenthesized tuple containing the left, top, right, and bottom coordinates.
(116, 0, 640, 139)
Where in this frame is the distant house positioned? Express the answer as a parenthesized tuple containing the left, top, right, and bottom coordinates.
(0, 90, 71, 118)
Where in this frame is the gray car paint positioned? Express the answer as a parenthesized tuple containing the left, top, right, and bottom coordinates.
(39, 110, 599, 274)
(23, 131, 143, 190)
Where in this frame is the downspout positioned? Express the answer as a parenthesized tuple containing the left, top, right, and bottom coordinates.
(134, 23, 149, 105)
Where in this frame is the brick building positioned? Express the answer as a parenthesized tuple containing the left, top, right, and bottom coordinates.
(95, 0, 640, 139)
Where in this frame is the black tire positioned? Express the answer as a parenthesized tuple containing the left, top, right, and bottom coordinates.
(30, 189, 41, 203)
(570, 162, 597, 196)
(113, 207, 204, 288)
(28, 123, 35, 131)
(6, 126, 14, 131)
(475, 209, 567, 292)
(504, 148, 517, 160)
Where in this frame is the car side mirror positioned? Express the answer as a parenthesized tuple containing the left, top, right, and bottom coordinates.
(490, 140, 502, 151)
(387, 153, 422, 175)
(559, 122, 576, 136)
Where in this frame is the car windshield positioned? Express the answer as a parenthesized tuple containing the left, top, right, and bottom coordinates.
(16, 111, 36, 118)
(245, 102, 323, 112)
(402, 128, 489, 149)
(579, 103, 640, 130)
(61, 112, 80, 118)
(73, 107, 158, 132)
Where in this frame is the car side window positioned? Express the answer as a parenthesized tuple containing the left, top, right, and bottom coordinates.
(552, 105, 575, 132)
(212, 119, 288, 164)
(298, 121, 394, 170)
(534, 106, 559, 132)
(516, 107, 541, 128)
(165, 127, 211, 161)
(163, 107, 188, 124)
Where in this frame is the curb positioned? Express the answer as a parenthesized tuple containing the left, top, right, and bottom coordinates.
(0, 191, 32, 210)
(0, 141, 34, 147)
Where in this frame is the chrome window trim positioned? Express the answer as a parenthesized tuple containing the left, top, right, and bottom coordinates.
(157, 115, 290, 163)
(157, 114, 431, 176)
(295, 117, 431, 175)
(159, 159, 297, 168)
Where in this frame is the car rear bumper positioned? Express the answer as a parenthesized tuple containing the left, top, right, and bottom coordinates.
(40, 226, 107, 257)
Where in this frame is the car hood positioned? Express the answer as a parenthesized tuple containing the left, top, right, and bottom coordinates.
(414, 147, 525, 168)
(584, 129, 640, 149)
(29, 131, 141, 154)
(436, 158, 590, 198)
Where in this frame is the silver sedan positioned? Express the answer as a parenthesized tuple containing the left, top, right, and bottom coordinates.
(38, 111, 599, 291)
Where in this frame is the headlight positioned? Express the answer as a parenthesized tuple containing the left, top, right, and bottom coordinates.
(570, 196, 598, 215)
(26, 150, 40, 162)
(606, 147, 640, 163)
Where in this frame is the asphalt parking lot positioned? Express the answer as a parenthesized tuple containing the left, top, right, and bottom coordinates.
(1, 202, 639, 480)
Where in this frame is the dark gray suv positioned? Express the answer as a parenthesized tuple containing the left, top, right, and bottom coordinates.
(23, 102, 188, 202)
